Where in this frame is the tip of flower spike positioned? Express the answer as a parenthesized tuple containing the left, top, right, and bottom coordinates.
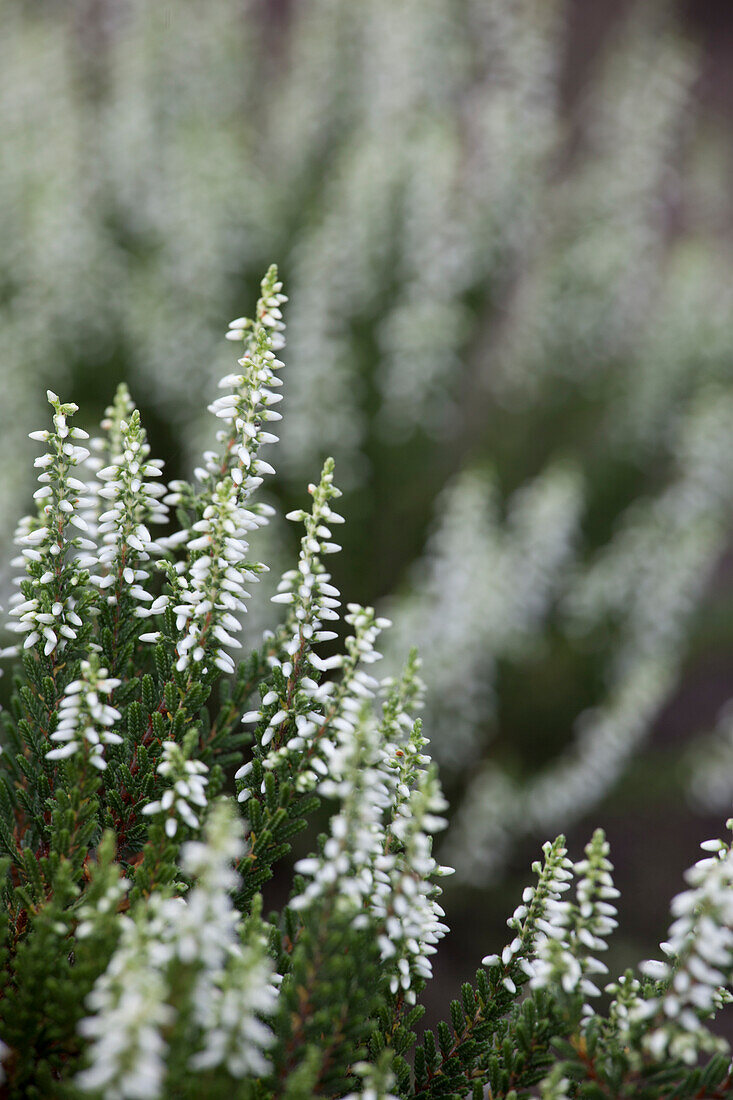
(46, 389, 59, 403)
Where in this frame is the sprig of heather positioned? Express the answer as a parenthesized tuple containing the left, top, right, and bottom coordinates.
(88, 394, 168, 634)
(151, 268, 287, 682)
(234, 461, 354, 797)
(482, 837, 575, 996)
(286, 657, 451, 1020)
(412, 836, 574, 1098)
(377, 722, 452, 1007)
(291, 707, 392, 918)
(625, 828, 733, 1065)
(165, 264, 286, 519)
(233, 594, 392, 907)
(6, 390, 93, 662)
(168, 476, 267, 677)
(141, 739, 209, 839)
(77, 802, 279, 1099)
(240, 605, 390, 795)
(530, 829, 619, 1016)
(233, 457, 388, 797)
(81, 383, 138, 547)
(46, 657, 122, 771)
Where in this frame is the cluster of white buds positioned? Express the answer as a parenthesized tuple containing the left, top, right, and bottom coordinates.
(290, 662, 453, 1007)
(482, 836, 574, 996)
(291, 710, 393, 916)
(170, 478, 267, 675)
(605, 971, 644, 1041)
(75, 872, 131, 942)
(238, 604, 390, 799)
(86, 393, 167, 610)
(377, 649, 425, 745)
(376, 723, 452, 1004)
(176, 805, 279, 1078)
(155, 271, 286, 676)
(236, 462, 382, 796)
(46, 659, 122, 770)
(632, 831, 733, 1064)
(342, 1058, 400, 1100)
(530, 830, 618, 1011)
(142, 740, 209, 838)
(81, 385, 139, 543)
(225, 271, 287, 351)
(192, 265, 286, 490)
(77, 803, 278, 1098)
(189, 931, 279, 1078)
(77, 909, 174, 1099)
(270, 455, 345, 650)
(6, 391, 92, 658)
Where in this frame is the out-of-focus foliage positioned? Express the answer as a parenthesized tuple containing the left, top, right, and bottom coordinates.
(2, 0, 733, 902)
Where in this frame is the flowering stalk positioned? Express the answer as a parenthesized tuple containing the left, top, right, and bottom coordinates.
(141, 739, 209, 839)
(46, 657, 122, 770)
(6, 390, 93, 662)
(87, 393, 168, 663)
(625, 828, 733, 1066)
(530, 829, 619, 1011)
(77, 802, 278, 1099)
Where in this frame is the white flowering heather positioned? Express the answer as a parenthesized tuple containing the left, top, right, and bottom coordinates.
(631, 831, 733, 1065)
(376, 724, 451, 1004)
(46, 658, 122, 771)
(482, 836, 574, 997)
(78, 385, 137, 550)
(159, 269, 286, 677)
(530, 830, 618, 1014)
(236, 464, 392, 799)
(273, 458, 345, 634)
(5, 391, 92, 659)
(255, 601, 390, 794)
(605, 970, 644, 1040)
(378, 649, 425, 745)
(445, 392, 733, 884)
(291, 710, 391, 917)
(88, 397, 167, 610)
(177, 805, 279, 1078)
(288, 656, 451, 1008)
(141, 740, 209, 839)
(75, 869, 131, 944)
(169, 478, 260, 676)
(76, 912, 174, 1100)
(3, 2, 733, 955)
(195, 275, 286, 490)
(539, 1065, 573, 1100)
(78, 803, 278, 1097)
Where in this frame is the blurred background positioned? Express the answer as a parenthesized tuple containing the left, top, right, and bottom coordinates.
(3, 0, 733, 1023)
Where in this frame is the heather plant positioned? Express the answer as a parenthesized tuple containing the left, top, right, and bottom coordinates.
(1, 273, 733, 1099)
(4, 0, 733, 889)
